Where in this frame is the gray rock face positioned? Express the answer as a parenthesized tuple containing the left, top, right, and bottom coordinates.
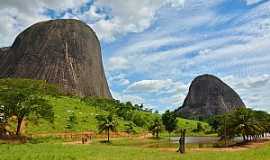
(0, 19, 112, 98)
(0, 47, 9, 60)
(176, 74, 245, 119)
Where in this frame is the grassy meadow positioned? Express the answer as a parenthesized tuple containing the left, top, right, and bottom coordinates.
(1, 139, 270, 160)
(5, 95, 211, 136)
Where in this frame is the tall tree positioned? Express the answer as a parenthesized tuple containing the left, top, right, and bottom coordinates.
(96, 114, 118, 142)
(0, 79, 56, 135)
(162, 110, 178, 141)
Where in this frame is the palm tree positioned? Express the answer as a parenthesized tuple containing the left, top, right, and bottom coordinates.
(232, 108, 260, 141)
(96, 114, 118, 142)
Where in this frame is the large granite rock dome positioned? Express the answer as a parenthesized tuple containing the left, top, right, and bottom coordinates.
(0, 19, 112, 98)
(176, 74, 245, 119)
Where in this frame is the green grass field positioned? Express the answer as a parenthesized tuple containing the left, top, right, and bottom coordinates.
(1, 141, 270, 160)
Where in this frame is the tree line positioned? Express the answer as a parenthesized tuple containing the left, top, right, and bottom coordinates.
(0, 78, 179, 141)
(208, 108, 270, 142)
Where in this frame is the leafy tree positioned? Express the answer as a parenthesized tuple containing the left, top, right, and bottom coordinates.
(131, 111, 148, 127)
(125, 122, 137, 135)
(162, 110, 178, 140)
(193, 122, 204, 132)
(149, 118, 163, 139)
(0, 79, 56, 135)
(207, 116, 221, 132)
(96, 114, 118, 142)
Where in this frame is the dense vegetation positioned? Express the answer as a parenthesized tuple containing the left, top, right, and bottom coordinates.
(208, 108, 270, 142)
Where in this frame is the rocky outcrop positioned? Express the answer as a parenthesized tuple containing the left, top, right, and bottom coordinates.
(176, 74, 245, 119)
(0, 19, 112, 98)
(0, 47, 9, 60)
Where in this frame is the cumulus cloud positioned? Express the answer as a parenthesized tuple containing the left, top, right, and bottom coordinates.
(125, 79, 187, 95)
(89, 0, 185, 41)
(126, 79, 173, 93)
(222, 74, 270, 111)
(0, 0, 185, 46)
(112, 91, 145, 104)
(0, 0, 87, 46)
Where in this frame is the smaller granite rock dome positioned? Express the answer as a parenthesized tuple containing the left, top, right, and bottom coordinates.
(176, 74, 245, 119)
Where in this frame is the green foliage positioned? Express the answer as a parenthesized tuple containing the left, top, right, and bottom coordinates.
(124, 122, 137, 135)
(161, 110, 177, 137)
(65, 111, 77, 130)
(96, 114, 118, 142)
(0, 78, 56, 135)
(175, 118, 211, 136)
(193, 122, 204, 132)
(209, 108, 270, 141)
(82, 97, 158, 128)
(149, 118, 163, 138)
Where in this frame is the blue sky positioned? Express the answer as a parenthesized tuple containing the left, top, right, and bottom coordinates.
(1, 0, 270, 112)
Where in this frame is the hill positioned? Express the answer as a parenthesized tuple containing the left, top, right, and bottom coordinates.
(5, 95, 210, 136)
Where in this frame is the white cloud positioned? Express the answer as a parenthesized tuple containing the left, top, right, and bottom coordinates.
(0, 0, 87, 46)
(108, 73, 130, 86)
(0, 0, 86, 13)
(246, 0, 264, 5)
(125, 79, 187, 94)
(107, 57, 130, 71)
(159, 93, 186, 108)
(223, 74, 270, 90)
(222, 74, 270, 111)
(88, 0, 185, 41)
(126, 79, 172, 93)
(112, 91, 145, 104)
(0, 0, 186, 46)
